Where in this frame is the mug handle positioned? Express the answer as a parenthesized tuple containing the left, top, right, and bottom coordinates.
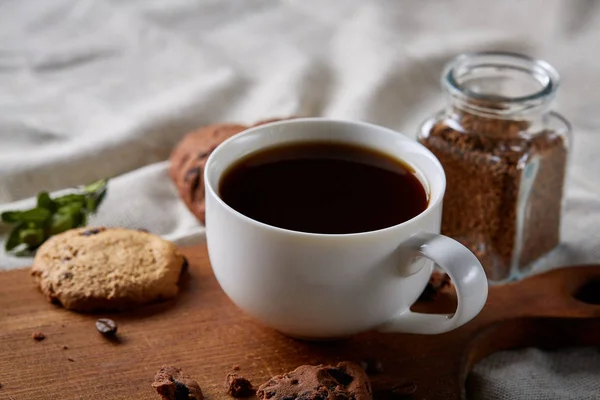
(378, 232, 488, 334)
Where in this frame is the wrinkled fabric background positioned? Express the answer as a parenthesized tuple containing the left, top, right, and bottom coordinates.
(1, 0, 599, 398)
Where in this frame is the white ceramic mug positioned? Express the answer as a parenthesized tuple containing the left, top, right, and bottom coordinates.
(204, 118, 488, 339)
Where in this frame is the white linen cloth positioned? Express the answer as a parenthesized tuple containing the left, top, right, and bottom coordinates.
(1, 0, 599, 398)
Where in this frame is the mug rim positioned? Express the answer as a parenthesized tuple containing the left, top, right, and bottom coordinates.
(204, 117, 446, 238)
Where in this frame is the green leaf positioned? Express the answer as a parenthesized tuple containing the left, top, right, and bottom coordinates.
(54, 194, 86, 206)
(80, 213, 87, 227)
(83, 178, 108, 196)
(72, 210, 84, 227)
(49, 212, 74, 235)
(1, 211, 23, 223)
(5, 222, 24, 251)
(94, 188, 107, 209)
(10, 246, 35, 257)
(3, 177, 109, 256)
(86, 196, 98, 213)
(84, 179, 108, 213)
(19, 208, 51, 224)
(55, 202, 85, 230)
(19, 228, 45, 248)
(57, 202, 84, 216)
(37, 192, 56, 212)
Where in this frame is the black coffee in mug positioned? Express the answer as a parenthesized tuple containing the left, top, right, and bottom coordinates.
(219, 141, 428, 234)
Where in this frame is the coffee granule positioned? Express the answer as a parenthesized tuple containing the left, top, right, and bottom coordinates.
(419, 113, 567, 281)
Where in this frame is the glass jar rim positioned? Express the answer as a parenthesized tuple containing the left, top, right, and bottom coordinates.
(443, 51, 560, 104)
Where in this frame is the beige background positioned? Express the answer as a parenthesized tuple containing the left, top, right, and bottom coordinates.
(1, 1, 599, 398)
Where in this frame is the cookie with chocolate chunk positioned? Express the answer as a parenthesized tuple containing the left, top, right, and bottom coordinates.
(257, 362, 372, 400)
(169, 117, 299, 224)
(31, 227, 185, 312)
(153, 365, 203, 400)
(169, 124, 248, 224)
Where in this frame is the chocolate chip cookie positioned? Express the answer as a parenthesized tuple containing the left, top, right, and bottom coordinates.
(257, 362, 372, 400)
(152, 365, 203, 400)
(169, 124, 248, 224)
(31, 227, 185, 312)
(168, 117, 298, 224)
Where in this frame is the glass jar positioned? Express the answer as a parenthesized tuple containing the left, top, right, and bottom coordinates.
(418, 52, 571, 283)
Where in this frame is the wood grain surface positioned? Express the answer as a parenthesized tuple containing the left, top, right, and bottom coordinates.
(1, 245, 599, 400)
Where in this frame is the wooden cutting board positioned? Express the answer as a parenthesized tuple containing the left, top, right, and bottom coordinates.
(1, 245, 599, 400)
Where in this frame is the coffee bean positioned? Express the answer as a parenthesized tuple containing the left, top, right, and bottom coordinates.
(32, 331, 45, 341)
(391, 381, 417, 397)
(96, 318, 117, 336)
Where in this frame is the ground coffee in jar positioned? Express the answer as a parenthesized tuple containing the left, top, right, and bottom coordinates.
(418, 52, 571, 283)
